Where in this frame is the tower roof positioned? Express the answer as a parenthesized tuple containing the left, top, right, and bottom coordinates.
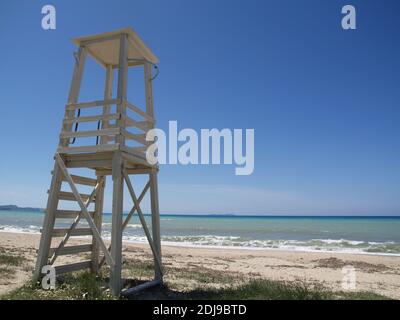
(72, 27, 159, 67)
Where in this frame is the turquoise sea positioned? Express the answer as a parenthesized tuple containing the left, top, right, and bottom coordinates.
(1, 210, 400, 255)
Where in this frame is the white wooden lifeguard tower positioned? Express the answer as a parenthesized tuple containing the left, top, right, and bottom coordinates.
(34, 28, 162, 296)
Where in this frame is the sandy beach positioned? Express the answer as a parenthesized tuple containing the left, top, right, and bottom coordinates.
(1, 231, 400, 299)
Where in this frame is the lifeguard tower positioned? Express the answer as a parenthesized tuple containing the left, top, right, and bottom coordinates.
(34, 28, 162, 296)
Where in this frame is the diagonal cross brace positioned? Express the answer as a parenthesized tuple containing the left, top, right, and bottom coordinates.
(122, 180, 151, 230)
(49, 178, 102, 265)
(122, 168, 163, 276)
(55, 153, 115, 267)
(98, 180, 150, 269)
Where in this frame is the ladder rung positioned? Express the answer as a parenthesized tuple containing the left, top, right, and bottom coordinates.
(68, 175, 97, 187)
(58, 191, 95, 202)
(48, 228, 93, 237)
(54, 261, 92, 274)
(49, 244, 92, 257)
(55, 210, 95, 219)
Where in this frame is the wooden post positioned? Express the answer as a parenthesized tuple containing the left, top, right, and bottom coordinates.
(91, 174, 105, 273)
(144, 62, 154, 117)
(61, 46, 87, 147)
(34, 164, 63, 280)
(91, 64, 113, 270)
(109, 34, 129, 295)
(110, 151, 124, 295)
(116, 34, 128, 147)
(144, 62, 162, 282)
(100, 65, 113, 144)
(34, 47, 87, 280)
(150, 172, 162, 281)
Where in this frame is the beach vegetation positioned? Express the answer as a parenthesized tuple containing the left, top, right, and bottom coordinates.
(1, 269, 391, 300)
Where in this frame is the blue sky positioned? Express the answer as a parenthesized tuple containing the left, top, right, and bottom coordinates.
(0, 0, 399, 215)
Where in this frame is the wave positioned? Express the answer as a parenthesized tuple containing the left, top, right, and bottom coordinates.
(101, 233, 400, 255)
(100, 223, 142, 229)
(1, 224, 399, 256)
(0, 225, 41, 234)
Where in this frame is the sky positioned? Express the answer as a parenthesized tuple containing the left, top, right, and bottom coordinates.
(0, 0, 399, 215)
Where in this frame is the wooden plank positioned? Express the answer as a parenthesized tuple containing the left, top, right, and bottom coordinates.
(50, 228, 93, 237)
(55, 210, 95, 219)
(65, 151, 113, 161)
(57, 143, 119, 154)
(55, 261, 92, 274)
(49, 244, 92, 256)
(65, 159, 112, 169)
(69, 175, 97, 186)
(66, 98, 119, 111)
(96, 167, 155, 176)
(121, 129, 148, 145)
(125, 100, 154, 123)
(121, 279, 161, 297)
(122, 145, 147, 155)
(124, 116, 149, 131)
(121, 148, 151, 167)
(60, 128, 120, 139)
(58, 191, 95, 202)
(63, 113, 120, 124)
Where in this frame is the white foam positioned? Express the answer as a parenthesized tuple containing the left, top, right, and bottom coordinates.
(1, 223, 399, 257)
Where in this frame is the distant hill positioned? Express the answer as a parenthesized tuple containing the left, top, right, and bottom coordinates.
(0, 205, 44, 212)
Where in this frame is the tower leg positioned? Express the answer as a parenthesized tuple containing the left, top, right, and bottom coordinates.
(91, 174, 105, 273)
(150, 171, 162, 282)
(34, 160, 63, 281)
(109, 152, 123, 295)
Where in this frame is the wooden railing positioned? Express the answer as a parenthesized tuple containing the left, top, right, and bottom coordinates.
(57, 99, 154, 157)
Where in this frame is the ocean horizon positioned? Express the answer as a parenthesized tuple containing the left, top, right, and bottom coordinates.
(1, 210, 400, 256)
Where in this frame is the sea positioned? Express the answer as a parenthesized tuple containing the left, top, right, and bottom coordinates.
(0, 210, 400, 256)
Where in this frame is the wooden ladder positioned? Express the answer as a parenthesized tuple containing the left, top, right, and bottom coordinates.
(35, 154, 109, 277)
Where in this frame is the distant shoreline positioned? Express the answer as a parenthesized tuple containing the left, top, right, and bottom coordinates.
(0, 207, 399, 218)
(0, 205, 43, 212)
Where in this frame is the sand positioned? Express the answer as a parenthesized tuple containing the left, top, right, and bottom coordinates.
(1, 231, 400, 299)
